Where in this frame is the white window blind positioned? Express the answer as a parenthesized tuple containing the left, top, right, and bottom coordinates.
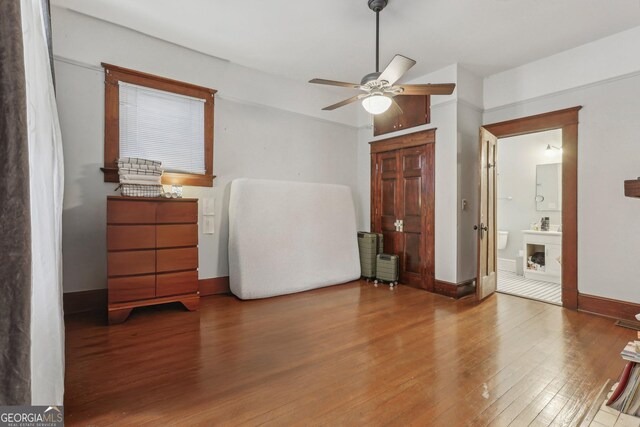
(119, 82, 206, 174)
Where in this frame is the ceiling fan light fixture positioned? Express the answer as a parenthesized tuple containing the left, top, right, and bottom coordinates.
(362, 94, 392, 115)
(308, 1, 455, 112)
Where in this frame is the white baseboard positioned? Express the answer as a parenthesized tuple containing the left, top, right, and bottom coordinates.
(498, 258, 516, 273)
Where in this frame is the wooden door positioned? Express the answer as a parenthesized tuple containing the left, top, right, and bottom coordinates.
(372, 142, 434, 291)
(376, 151, 401, 255)
(476, 127, 498, 300)
(396, 96, 430, 132)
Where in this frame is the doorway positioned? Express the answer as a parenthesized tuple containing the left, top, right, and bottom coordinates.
(370, 129, 435, 291)
(476, 107, 581, 309)
(495, 130, 563, 305)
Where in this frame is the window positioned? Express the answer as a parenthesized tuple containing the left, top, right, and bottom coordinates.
(119, 82, 205, 174)
(102, 63, 216, 187)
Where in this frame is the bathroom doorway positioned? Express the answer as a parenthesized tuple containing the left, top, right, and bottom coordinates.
(476, 107, 580, 309)
(495, 130, 563, 305)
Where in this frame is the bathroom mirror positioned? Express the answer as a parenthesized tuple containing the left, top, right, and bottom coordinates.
(536, 163, 562, 211)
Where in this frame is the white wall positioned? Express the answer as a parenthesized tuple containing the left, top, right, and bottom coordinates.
(484, 63, 640, 304)
(484, 26, 640, 110)
(51, 7, 359, 127)
(53, 9, 359, 293)
(455, 64, 485, 283)
(496, 130, 563, 262)
(355, 126, 372, 231)
(456, 102, 482, 283)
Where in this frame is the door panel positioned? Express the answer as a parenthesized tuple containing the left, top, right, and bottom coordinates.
(403, 233, 422, 274)
(377, 151, 401, 258)
(372, 141, 434, 291)
(477, 127, 498, 300)
(403, 178, 421, 217)
(381, 180, 396, 216)
(398, 146, 428, 288)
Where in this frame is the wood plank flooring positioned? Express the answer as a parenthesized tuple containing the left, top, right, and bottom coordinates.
(64, 281, 633, 426)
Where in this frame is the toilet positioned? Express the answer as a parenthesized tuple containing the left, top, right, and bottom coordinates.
(498, 231, 509, 250)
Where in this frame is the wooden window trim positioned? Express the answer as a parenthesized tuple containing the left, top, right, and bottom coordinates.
(101, 63, 217, 187)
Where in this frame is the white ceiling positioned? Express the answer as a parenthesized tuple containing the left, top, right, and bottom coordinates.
(52, 0, 640, 84)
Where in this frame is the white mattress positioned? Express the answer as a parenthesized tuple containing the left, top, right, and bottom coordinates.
(228, 178, 361, 299)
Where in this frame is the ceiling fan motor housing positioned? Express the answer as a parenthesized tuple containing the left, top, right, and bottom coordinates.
(361, 72, 382, 86)
(368, 0, 388, 12)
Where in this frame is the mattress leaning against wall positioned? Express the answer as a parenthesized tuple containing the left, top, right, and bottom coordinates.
(228, 178, 361, 299)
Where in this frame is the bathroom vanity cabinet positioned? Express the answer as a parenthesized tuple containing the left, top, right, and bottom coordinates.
(522, 230, 562, 284)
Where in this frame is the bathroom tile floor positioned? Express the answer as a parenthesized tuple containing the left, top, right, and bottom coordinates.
(497, 270, 562, 305)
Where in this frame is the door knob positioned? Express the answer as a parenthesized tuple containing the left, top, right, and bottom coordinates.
(474, 223, 488, 238)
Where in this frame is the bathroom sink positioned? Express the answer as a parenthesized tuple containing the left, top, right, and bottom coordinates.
(522, 230, 562, 236)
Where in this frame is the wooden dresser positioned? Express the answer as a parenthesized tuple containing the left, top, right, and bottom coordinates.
(107, 196, 199, 324)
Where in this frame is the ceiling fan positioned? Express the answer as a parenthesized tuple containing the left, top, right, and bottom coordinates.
(309, 0, 455, 115)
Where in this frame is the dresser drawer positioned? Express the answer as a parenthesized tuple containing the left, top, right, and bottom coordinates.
(156, 271, 198, 297)
(156, 247, 198, 273)
(108, 275, 155, 303)
(107, 200, 157, 224)
(156, 202, 197, 224)
(156, 224, 198, 248)
(108, 250, 155, 277)
(108, 225, 155, 251)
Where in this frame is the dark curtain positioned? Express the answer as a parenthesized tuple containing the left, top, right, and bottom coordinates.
(0, 0, 32, 405)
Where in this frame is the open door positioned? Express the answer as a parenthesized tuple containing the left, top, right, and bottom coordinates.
(476, 127, 498, 300)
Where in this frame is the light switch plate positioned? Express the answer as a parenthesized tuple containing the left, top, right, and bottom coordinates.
(203, 216, 214, 234)
(203, 198, 215, 215)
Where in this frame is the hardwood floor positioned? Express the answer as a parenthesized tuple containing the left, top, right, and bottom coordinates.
(64, 281, 633, 426)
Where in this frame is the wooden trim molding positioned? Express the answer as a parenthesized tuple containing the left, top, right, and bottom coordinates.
(64, 277, 230, 316)
(101, 168, 215, 187)
(483, 106, 582, 310)
(101, 63, 216, 187)
(483, 107, 581, 137)
(434, 279, 476, 299)
(578, 293, 640, 322)
(199, 277, 231, 296)
(369, 128, 436, 154)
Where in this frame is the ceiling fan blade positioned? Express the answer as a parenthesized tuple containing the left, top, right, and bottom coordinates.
(397, 83, 456, 96)
(322, 95, 362, 111)
(309, 78, 360, 89)
(378, 55, 416, 86)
